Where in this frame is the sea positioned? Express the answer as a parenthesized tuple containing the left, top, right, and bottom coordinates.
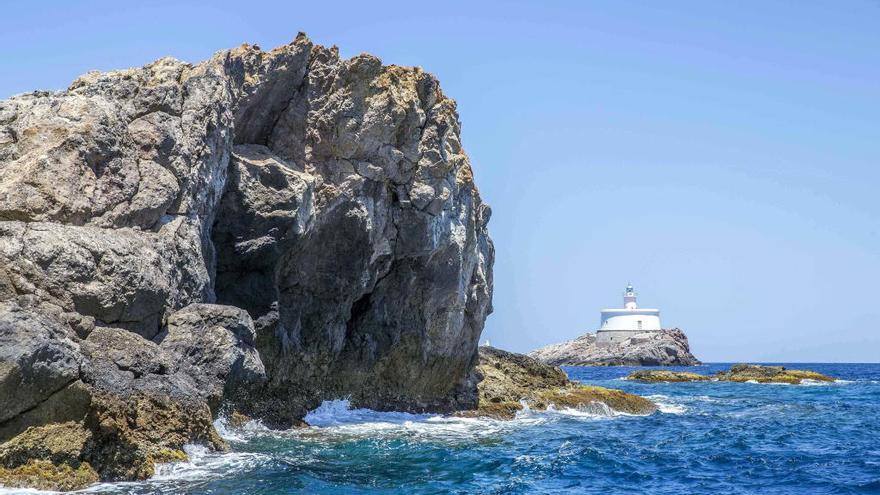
(4, 363, 880, 495)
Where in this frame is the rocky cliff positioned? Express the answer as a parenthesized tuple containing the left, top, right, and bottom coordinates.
(529, 329, 700, 366)
(0, 34, 493, 488)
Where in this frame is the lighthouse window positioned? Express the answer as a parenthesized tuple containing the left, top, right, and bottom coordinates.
(637, 320, 642, 330)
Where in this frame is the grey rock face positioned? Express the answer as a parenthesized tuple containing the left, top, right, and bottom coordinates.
(0, 32, 493, 482)
(159, 303, 266, 409)
(0, 301, 82, 425)
(529, 329, 700, 367)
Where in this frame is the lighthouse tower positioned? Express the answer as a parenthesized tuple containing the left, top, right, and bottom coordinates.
(596, 284, 662, 346)
(623, 284, 637, 309)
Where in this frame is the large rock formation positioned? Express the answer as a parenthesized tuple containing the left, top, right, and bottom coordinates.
(529, 328, 700, 366)
(0, 34, 493, 489)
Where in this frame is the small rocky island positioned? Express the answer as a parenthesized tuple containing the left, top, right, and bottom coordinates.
(628, 364, 835, 384)
(530, 328, 700, 367)
(530, 285, 700, 366)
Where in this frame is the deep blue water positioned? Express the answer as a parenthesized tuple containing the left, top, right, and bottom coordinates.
(9, 363, 880, 495)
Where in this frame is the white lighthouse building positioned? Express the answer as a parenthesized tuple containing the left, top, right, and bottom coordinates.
(596, 284, 662, 345)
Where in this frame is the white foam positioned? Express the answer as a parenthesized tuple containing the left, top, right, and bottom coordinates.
(800, 379, 833, 386)
(304, 399, 435, 427)
(527, 401, 637, 418)
(298, 399, 530, 441)
(213, 415, 248, 443)
(644, 395, 687, 414)
(293, 398, 640, 442)
(150, 444, 267, 482)
(0, 488, 55, 495)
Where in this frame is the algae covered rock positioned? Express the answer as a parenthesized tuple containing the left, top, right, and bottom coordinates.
(627, 364, 835, 384)
(717, 364, 834, 384)
(0, 422, 98, 491)
(627, 370, 712, 383)
(0, 460, 99, 492)
(466, 347, 656, 419)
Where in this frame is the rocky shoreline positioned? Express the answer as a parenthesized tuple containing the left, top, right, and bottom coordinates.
(529, 328, 700, 366)
(627, 364, 835, 384)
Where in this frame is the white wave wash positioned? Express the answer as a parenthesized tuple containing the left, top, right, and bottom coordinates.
(298, 399, 627, 442)
(645, 395, 688, 414)
(150, 445, 268, 482)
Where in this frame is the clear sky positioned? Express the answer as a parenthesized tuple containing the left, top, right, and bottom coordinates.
(3, 1, 878, 362)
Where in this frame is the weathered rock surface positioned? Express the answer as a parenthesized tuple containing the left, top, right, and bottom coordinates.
(529, 328, 700, 366)
(0, 34, 493, 489)
(627, 364, 835, 384)
(464, 347, 656, 419)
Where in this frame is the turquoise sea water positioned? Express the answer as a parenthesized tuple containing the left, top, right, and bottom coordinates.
(6, 363, 880, 495)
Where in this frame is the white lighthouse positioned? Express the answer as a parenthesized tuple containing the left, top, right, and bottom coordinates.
(596, 284, 662, 346)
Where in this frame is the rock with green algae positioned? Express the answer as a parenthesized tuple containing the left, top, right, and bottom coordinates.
(0, 460, 99, 492)
(0, 396, 209, 490)
(459, 347, 657, 419)
(627, 370, 712, 382)
(717, 364, 834, 384)
(0, 422, 97, 491)
(627, 364, 835, 384)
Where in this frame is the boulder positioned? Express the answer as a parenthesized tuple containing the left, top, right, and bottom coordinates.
(0, 301, 82, 426)
(158, 303, 267, 410)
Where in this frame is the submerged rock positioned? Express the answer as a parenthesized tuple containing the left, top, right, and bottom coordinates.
(529, 328, 700, 366)
(627, 364, 835, 384)
(463, 347, 657, 419)
(0, 34, 493, 489)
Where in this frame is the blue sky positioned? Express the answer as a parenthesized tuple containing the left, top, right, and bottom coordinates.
(3, 1, 878, 361)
